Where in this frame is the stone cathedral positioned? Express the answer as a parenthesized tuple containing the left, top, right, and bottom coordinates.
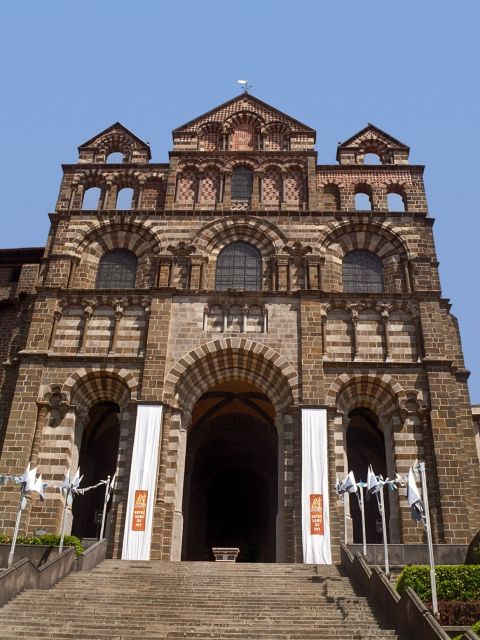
(0, 93, 479, 563)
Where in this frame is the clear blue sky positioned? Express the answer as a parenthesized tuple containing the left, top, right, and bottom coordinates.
(1, 1, 479, 401)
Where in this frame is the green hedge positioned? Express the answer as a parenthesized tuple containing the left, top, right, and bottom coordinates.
(396, 565, 480, 602)
(0, 533, 84, 557)
(453, 620, 480, 640)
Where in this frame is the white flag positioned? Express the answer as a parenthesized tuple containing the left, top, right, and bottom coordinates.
(407, 467, 425, 523)
(337, 471, 357, 496)
(367, 465, 381, 497)
(32, 474, 47, 501)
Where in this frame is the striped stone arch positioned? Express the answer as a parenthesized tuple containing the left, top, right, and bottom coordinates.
(225, 157, 259, 171)
(62, 367, 139, 413)
(72, 169, 111, 190)
(261, 162, 284, 173)
(198, 160, 225, 172)
(326, 373, 406, 419)
(261, 120, 290, 136)
(320, 220, 410, 260)
(73, 219, 161, 259)
(193, 216, 287, 258)
(163, 338, 298, 416)
(223, 110, 264, 134)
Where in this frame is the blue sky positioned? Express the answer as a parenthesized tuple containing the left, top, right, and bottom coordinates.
(1, 1, 479, 400)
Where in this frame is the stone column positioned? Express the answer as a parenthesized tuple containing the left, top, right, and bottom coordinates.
(223, 172, 232, 208)
(275, 413, 286, 562)
(69, 183, 81, 209)
(29, 402, 49, 467)
(320, 311, 327, 357)
(350, 311, 359, 361)
(48, 308, 62, 351)
(402, 259, 412, 292)
(78, 303, 94, 353)
(378, 306, 391, 361)
(382, 418, 401, 542)
(103, 182, 118, 209)
(109, 300, 124, 354)
(413, 315, 425, 361)
(251, 172, 261, 208)
(171, 410, 189, 561)
(67, 257, 80, 288)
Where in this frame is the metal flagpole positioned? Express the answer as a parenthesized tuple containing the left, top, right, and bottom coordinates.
(343, 493, 349, 544)
(418, 462, 438, 616)
(7, 487, 26, 567)
(99, 475, 110, 540)
(378, 483, 389, 575)
(58, 485, 70, 555)
(358, 484, 367, 556)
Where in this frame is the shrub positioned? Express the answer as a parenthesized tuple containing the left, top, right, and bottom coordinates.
(0, 533, 84, 556)
(396, 565, 480, 602)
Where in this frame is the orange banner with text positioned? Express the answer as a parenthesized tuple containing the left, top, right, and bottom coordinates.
(310, 494, 324, 535)
(132, 490, 148, 531)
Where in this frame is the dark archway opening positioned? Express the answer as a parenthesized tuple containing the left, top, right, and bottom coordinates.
(72, 401, 120, 539)
(346, 407, 389, 543)
(182, 383, 277, 562)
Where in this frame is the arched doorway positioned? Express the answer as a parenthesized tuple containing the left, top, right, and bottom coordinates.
(182, 381, 277, 562)
(72, 401, 120, 539)
(346, 407, 390, 543)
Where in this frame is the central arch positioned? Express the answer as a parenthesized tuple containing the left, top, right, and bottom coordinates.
(165, 339, 298, 562)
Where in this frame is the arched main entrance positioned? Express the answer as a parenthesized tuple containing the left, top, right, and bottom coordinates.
(182, 381, 277, 562)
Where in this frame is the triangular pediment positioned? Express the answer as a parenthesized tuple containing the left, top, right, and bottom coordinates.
(173, 93, 315, 135)
(77, 122, 151, 163)
(79, 122, 150, 152)
(336, 124, 410, 164)
(337, 123, 409, 151)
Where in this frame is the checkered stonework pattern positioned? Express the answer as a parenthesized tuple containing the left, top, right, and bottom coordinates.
(0, 92, 479, 563)
(176, 170, 198, 204)
(262, 169, 282, 205)
(200, 169, 220, 203)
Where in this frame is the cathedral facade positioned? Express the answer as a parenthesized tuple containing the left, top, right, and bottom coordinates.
(0, 93, 478, 563)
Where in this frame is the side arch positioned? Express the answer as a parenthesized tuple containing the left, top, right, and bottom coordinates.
(74, 220, 161, 259)
(62, 367, 139, 413)
(326, 373, 406, 417)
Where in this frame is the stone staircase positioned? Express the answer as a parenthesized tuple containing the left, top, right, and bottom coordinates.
(0, 560, 410, 639)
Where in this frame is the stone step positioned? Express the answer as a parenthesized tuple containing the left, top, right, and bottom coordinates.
(0, 560, 409, 639)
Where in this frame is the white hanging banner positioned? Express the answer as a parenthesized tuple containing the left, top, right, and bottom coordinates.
(122, 405, 163, 560)
(301, 408, 332, 564)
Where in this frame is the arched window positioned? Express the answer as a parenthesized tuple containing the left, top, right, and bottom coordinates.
(216, 242, 262, 291)
(343, 250, 384, 293)
(364, 152, 382, 165)
(232, 166, 253, 201)
(96, 249, 138, 289)
(116, 187, 134, 209)
(106, 151, 124, 163)
(354, 191, 373, 211)
(82, 187, 101, 210)
(387, 191, 406, 212)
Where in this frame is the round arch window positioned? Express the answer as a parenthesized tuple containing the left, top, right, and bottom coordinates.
(215, 242, 262, 291)
(96, 249, 138, 289)
(343, 250, 384, 293)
